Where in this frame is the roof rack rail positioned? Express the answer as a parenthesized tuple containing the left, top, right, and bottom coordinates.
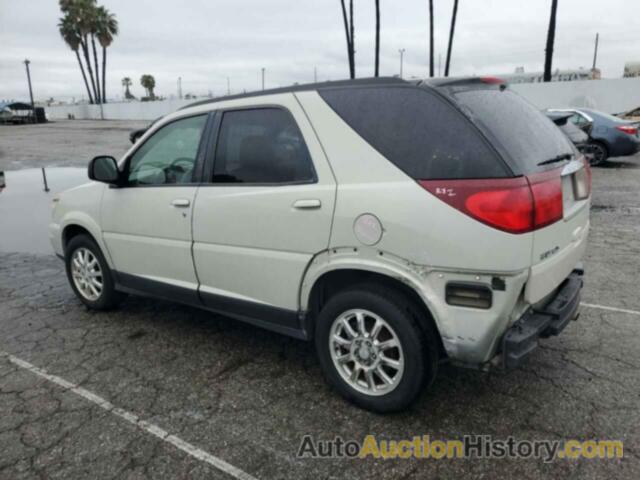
(180, 77, 409, 110)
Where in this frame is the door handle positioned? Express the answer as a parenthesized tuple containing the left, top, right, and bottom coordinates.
(292, 199, 321, 210)
(171, 198, 191, 207)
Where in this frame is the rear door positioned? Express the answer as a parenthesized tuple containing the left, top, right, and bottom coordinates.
(191, 95, 336, 326)
(453, 88, 591, 302)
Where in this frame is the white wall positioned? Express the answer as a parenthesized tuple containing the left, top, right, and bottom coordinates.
(511, 77, 640, 113)
(47, 98, 193, 120)
(46, 77, 640, 121)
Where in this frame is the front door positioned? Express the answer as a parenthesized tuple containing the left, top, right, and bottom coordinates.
(192, 98, 336, 331)
(101, 114, 209, 303)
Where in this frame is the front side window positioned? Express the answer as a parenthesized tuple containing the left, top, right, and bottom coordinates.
(212, 108, 315, 184)
(127, 115, 207, 185)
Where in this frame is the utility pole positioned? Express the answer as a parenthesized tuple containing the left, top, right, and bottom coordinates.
(314, 66, 317, 83)
(226, 77, 230, 95)
(261, 67, 265, 90)
(177, 77, 182, 99)
(398, 49, 405, 79)
(23, 59, 35, 123)
(592, 33, 599, 71)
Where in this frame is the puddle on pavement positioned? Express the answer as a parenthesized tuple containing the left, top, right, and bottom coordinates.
(0, 168, 88, 254)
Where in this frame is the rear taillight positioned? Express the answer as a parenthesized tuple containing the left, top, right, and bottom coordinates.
(528, 169, 563, 229)
(616, 125, 638, 135)
(419, 167, 564, 234)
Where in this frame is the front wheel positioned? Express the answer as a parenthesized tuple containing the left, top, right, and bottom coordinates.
(65, 234, 124, 310)
(315, 285, 438, 413)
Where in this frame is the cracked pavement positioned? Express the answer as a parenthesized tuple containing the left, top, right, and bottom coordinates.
(1, 123, 640, 478)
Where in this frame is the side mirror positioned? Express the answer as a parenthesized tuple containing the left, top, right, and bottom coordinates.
(88, 156, 119, 184)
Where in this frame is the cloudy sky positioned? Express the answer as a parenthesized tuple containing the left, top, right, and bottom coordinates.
(1, 0, 638, 102)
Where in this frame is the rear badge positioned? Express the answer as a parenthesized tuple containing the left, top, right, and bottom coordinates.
(540, 246, 560, 261)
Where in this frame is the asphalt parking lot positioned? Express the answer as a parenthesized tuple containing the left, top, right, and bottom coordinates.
(1, 121, 639, 479)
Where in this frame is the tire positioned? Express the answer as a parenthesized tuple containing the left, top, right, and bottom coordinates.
(314, 284, 438, 413)
(64, 234, 124, 310)
(586, 141, 608, 166)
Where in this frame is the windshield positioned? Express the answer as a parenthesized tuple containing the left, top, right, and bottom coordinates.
(454, 89, 574, 174)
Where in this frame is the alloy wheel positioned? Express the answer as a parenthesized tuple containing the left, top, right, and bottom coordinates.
(70, 247, 103, 301)
(329, 309, 405, 396)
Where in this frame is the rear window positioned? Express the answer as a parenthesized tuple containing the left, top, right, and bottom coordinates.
(319, 86, 509, 179)
(454, 89, 574, 174)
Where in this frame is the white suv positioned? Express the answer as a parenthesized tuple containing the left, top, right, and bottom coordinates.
(50, 77, 590, 412)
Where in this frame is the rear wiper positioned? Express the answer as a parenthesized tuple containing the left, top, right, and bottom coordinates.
(537, 153, 572, 166)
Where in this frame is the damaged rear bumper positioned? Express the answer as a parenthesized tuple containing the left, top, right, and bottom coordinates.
(501, 266, 583, 369)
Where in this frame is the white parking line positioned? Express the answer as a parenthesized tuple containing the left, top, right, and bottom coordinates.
(1, 352, 259, 480)
(581, 302, 640, 316)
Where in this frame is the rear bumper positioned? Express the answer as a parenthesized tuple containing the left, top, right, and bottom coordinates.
(501, 266, 583, 369)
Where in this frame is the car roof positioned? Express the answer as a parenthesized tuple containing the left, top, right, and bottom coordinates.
(181, 77, 409, 110)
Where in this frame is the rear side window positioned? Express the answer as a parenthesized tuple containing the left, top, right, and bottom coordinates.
(319, 86, 508, 179)
(454, 89, 574, 174)
(212, 108, 315, 184)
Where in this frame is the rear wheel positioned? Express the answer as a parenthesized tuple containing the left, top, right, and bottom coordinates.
(586, 142, 608, 166)
(315, 285, 438, 413)
(65, 234, 124, 310)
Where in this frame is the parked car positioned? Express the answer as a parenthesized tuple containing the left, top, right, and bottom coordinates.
(129, 117, 161, 144)
(50, 77, 589, 412)
(545, 111, 594, 161)
(548, 108, 640, 165)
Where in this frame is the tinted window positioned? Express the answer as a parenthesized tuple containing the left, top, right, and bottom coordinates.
(454, 89, 574, 174)
(320, 86, 507, 179)
(212, 108, 315, 184)
(127, 115, 207, 185)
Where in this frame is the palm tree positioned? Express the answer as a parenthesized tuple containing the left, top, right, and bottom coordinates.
(140, 75, 156, 99)
(58, 15, 94, 103)
(340, 0, 355, 79)
(374, 0, 380, 77)
(96, 6, 118, 103)
(543, 0, 558, 82)
(77, 0, 100, 102)
(444, 0, 459, 77)
(59, 0, 100, 103)
(121, 77, 133, 99)
(428, 0, 435, 77)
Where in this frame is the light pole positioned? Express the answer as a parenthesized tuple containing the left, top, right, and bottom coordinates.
(24, 59, 35, 123)
(227, 77, 231, 95)
(261, 67, 265, 90)
(398, 49, 405, 79)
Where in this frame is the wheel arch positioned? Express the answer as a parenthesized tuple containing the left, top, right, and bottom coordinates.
(60, 215, 114, 268)
(301, 259, 446, 357)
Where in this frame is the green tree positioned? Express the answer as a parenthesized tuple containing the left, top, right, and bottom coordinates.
(96, 6, 118, 103)
(140, 75, 156, 99)
(121, 77, 134, 99)
(58, 0, 118, 104)
(58, 14, 94, 103)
